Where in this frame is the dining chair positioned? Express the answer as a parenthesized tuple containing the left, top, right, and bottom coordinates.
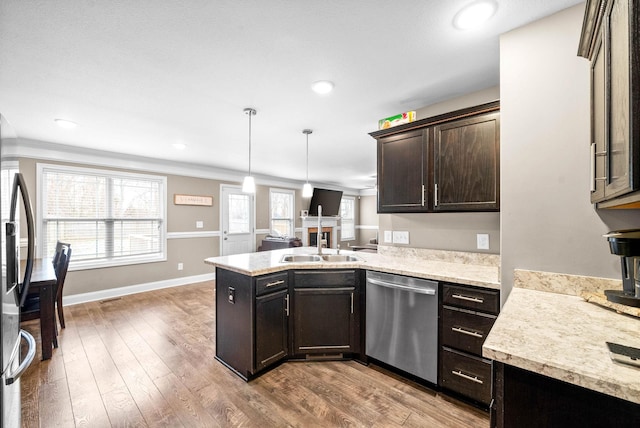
(21, 247, 70, 351)
(54, 245, 71, 329)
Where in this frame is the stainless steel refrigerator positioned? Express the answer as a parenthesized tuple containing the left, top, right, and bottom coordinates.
(1, 114, 36, 427)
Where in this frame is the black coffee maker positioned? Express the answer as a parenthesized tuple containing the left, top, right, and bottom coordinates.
(604, 229, 640, 307)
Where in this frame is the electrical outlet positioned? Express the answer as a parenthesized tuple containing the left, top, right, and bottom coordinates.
(196, 221, 204, 229)
(393, 231, 409, 245)
(477, 233, 490, 250)
(178, 262, 184, 270)
(384, 230, 393, 243)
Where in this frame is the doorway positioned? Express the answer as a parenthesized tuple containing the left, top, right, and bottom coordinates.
(220, 185, 255, 256)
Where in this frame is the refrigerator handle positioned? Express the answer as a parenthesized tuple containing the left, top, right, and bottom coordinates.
(10, 173, 35, 306)
(5, 330, 36, 385)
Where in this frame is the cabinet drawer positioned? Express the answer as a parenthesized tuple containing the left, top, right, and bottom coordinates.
(441, 307, 496, 355)
(440, 347, 492, 405)
(293, 270, 356, 288)
(442, 284, 499, 314)
(256, 272, 288, 296)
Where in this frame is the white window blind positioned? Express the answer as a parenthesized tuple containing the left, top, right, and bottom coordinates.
(38, 164, 166, 268)
(340, 196, 356, 241)
(270, 188, 294, 237)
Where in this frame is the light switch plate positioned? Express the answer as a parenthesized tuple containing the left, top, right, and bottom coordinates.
(196, 221, 204, 229)
(477, 233, 490, 250)
(393, 231, 409, 245)
(384, 230, 393, 243)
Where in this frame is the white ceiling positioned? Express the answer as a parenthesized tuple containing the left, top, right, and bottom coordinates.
(0, 0, 584, 190)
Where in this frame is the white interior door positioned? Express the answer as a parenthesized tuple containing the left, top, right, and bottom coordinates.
(221, 185, 255, 255)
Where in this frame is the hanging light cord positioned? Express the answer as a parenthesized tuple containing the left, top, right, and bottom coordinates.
(306, 132, 309, 183)
(244, 108, 256, 175)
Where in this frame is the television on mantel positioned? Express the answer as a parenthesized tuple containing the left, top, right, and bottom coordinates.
(307, 188, 343, 217)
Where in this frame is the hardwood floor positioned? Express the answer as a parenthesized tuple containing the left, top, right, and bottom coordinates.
(20, 281, 489, 427)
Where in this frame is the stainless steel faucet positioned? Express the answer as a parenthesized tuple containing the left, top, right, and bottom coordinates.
(317, 205, 322, 255)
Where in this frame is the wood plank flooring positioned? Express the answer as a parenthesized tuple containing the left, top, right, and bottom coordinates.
(20, 281, 489, 427)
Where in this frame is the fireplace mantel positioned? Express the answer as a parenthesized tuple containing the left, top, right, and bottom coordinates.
(301, 216, 340, 248)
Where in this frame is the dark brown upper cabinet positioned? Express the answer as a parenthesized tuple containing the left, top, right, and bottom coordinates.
(370, 101, 500, 213)
(579, 0, 640, 208)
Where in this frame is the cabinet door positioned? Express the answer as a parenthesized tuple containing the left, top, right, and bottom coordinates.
(293, 287, 355, 355)
(433, 112, 500, 211)
(604, 0, 637, 199)
(255, 289, 288, 372)
(590, 30, 607, 203)
(377, 129, 429, 213)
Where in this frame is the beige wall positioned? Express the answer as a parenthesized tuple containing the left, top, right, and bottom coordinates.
(356, 194, 378, 246)
(500, 4, 640, 302)
(378, 86, 501, 253)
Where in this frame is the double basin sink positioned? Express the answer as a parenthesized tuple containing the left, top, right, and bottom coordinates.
(280, 254, 362, 263)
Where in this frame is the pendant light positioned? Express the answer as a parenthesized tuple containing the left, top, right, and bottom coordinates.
(242, 107, 257, 193)
(302, 129, 313, 198)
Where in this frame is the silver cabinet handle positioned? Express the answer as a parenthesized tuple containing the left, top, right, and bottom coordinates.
(434, 183, 438, 207)
(452, 370, 483, 384)
(285, 294, 289, 316)
(265, 280, 285, 288)
(421, 184, 425, 206)
(350, 292, 354, 314)
(452, 326, 483, 338)
(452, 293, 483, 303)
(6, 330, 36, 385)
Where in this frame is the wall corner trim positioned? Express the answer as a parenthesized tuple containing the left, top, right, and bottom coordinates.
(63, 272, 216, 307)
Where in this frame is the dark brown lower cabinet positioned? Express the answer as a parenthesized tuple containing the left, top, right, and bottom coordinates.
(292, 270, 359, 357)
(255, 289, 288, 372)
(439, 283, 499, 406)
(492, 362, 640, 428)
(293, 287, 356, 355)
(215, 267, 362, 380)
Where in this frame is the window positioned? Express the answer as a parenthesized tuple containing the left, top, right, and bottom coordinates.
(269, 188, 294, 237)
(37, 163, 166, 268)
(340, 196, 356, 241)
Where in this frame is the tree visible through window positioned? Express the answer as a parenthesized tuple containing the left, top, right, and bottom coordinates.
(340, 196, 355, 241)
(38, 164, 166, 268)
(270, 188, 294, 237)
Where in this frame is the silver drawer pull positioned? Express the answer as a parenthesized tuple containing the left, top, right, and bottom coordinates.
(451, 327, 483, 338)
(265, 280, 285, 288)
(452, 294, 484, 303)
(452, 370, 484, 384)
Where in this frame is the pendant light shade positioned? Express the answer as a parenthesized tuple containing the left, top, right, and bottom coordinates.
(242, 107, 257, 193)
(302, 129, 313, 198)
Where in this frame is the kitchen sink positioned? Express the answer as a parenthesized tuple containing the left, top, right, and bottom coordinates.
(279, 254, 363, 263)
(320, 254, 362, 262)
(280, 254, 323, 263)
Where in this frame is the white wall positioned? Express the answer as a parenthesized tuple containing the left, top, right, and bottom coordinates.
(500, 3, 640, 302)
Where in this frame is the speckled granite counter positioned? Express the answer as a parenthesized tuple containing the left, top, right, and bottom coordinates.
(483, 284, 640, 404)
(204, 246, 500, 290)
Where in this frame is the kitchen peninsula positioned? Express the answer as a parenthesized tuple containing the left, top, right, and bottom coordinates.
(205, 246, 500, 389)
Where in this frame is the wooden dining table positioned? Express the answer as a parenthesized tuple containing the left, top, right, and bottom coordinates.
(21, 258, 57, 360)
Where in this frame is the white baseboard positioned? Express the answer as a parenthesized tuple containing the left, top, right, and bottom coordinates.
(63, 272, 216, 307)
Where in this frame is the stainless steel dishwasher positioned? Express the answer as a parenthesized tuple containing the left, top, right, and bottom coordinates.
(366, 271, 438, 384)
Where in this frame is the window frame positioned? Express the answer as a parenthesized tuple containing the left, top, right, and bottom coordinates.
(36, 163, 167, 270)
(340, 195, 356, 241)
(269, 187, 295, 238)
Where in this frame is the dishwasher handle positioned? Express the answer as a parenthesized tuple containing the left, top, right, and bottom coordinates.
(367, 277, 436, 295)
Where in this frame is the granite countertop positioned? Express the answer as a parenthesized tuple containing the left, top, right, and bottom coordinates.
(483, 287, 640, 404)
(204, 246, 500, 290)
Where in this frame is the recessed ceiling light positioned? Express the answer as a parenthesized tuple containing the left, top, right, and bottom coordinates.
(311, 80, 334, 95)
(172, 143, 187, 150)
(54, 118, 77, 129)
(453, 1, 497, 30)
